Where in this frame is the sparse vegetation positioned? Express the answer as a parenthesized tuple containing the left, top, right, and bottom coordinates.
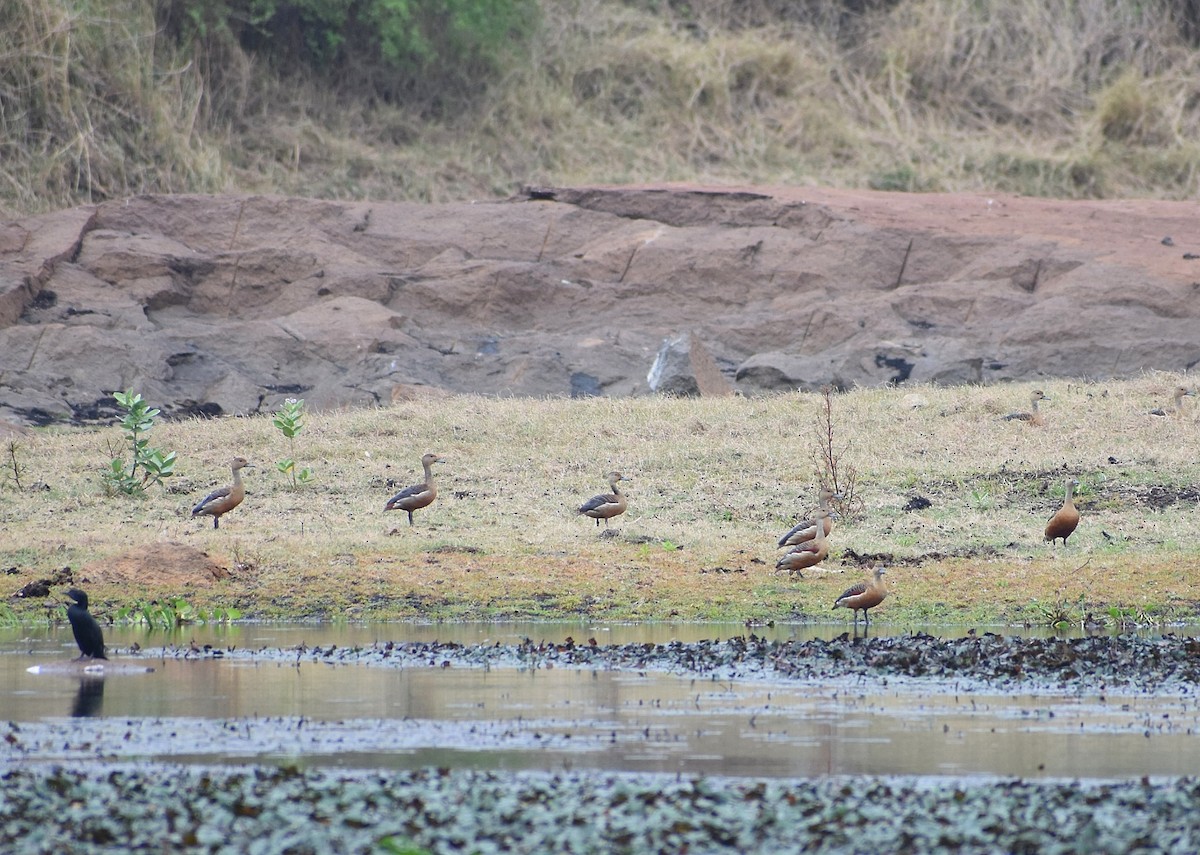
(1, 376, 1198, 626)
(101, 390, 178, 497)
(113, 598, 242, 629)
(810, 385, 860, 520)
(272, 397, 314, 489)
(5, 0, 1200, 218)
(2, 442, 24, 490)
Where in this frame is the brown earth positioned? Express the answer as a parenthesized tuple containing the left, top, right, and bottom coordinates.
(79, 542, 231, 589)
(1, 185, 1198, 427)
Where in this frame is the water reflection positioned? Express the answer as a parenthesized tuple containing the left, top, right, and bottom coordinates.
(4, 653, 1200, 780)
(70, 677, 105, 717)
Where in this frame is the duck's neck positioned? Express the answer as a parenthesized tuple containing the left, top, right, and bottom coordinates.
(231, 467, 243, 488)
(423, 461, 436, 486)
(1030, 396, 1040, 413)
(1064, 482, 1075, 505)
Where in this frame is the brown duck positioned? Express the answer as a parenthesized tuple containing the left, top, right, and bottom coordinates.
(385, 453, 445, 526)
(191, 457, 252, 529)
(577, 471, 627, 527)
(1044, 478, 1080, 545)
(778, 486, 839, 548)
(775, 510, 832, 576)
(1149, 386, 1194, 417)
(833, 565, 888, 627)
(1002, 390, 1048, 425)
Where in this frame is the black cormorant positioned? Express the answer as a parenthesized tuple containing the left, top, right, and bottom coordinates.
(65, 588, 107, 660)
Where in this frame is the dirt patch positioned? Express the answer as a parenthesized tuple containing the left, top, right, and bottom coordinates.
(80, 542, 231, 588)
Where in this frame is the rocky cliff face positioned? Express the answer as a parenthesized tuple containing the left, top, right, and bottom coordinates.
(1, 185, 1197, 425)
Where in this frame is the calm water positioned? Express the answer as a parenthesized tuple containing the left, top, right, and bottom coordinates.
(3, 622, 1199, 780)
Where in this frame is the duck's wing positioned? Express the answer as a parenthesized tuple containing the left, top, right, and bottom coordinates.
(577, 492, 617, 514)
(834, 581, 867, 604)
(192, 486, 231, 514)
(386, 483, 429, 509)
(778, 519, 818, 547)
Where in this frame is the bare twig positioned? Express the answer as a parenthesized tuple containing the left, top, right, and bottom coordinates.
(4, 441, 23, 490)
(809, 386, 861, 519)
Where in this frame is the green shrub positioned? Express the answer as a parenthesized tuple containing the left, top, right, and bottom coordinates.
(158, 0, 539, 109)
(103, 390, 178, 497)
(272, 397, 314, 488)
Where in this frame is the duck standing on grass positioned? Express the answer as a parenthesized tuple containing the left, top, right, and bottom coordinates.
(1044, 478, 1081, 545)
(778, 486, 839, 548)
(775, 510, 833, 577)
(192, 456, 252, 529)
(385, 453, 445, 526)
(65, 588, 107, 661)
(577, 471, 627, 528)
(833, 565, 888, 628)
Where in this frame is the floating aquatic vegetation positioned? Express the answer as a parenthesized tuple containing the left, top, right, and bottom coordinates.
(3, 764, 1200, 854)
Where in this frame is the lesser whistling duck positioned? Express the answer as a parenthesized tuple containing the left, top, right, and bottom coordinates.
(833, 565, 888, 627)
(191, 456, 252, 529)
(385, 453, 445, 526)
(65, 588, 107, 661)
(775, 510, 832, 576)
(1044, 478, 1081, 545)
(1149, 386, 1194, 417)
(778, 486, 839, 548)
(577, 471, 627, 527)
(1002, 390, 1048, 425)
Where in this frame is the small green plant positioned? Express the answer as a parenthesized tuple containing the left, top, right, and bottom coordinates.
(969, 487, 994, 511)
(103, 390, 177, 496)
(113, 598, 243, 629)
(272, 398, 314, 488)
(1030, 594, 1086, 630)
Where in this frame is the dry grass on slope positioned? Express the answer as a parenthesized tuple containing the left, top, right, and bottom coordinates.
(2, 374, 1199, 627)
(6, 0, 1200, 218)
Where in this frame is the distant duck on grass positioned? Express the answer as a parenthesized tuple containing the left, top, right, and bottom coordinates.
(385, 453, 445, 526)
(577, 471, 627, 528)
(1002, 390, 1048, 425)
(191, 457, 252, 529)
(833, 565, 888, 628)
(1044, 478, 1081, 546)
(778, 486, 839, 548)
(1149, 386, 1194, 417)
(775, 509, 832, 577)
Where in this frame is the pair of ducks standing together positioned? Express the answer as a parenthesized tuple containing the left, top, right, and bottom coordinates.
(384, 456, 630, 528)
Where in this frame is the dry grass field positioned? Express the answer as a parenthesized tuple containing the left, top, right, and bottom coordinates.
(5, 1, 1200, 217)
(3, 374, 1199, 629)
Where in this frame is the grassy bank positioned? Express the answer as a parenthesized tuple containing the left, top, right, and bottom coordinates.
(5, 0, 1200, 218)
(2, 375, 1198, 629)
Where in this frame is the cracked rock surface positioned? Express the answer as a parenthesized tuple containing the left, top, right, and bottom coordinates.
(2, 186, 1199, 425)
